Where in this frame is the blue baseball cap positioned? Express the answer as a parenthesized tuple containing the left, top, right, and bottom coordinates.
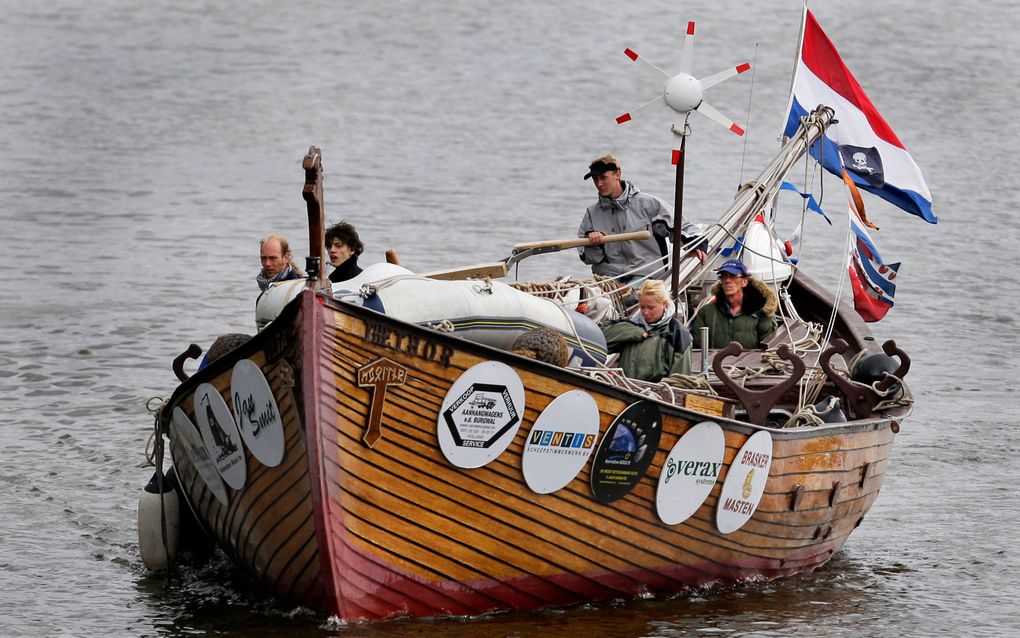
(715, 259, 749, 276)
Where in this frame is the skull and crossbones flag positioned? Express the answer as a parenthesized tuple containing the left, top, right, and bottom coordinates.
(838, 145, 885, 188)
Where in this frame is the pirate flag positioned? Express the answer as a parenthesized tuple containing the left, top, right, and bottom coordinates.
(838, 144, 885, 188)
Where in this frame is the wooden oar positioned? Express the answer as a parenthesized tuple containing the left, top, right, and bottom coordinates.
(511, 230, 651, 253)
(422, 231, 651, 281)
(505, 230, 651, 269)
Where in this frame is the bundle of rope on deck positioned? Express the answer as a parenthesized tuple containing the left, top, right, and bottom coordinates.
(722, 349, 801, 385)
(508, 275, 628, 322)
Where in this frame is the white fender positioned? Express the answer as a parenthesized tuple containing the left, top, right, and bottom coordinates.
(741, 218, 793, 283)
(701, 216, 793, 287)
(137, 475, 180, 570)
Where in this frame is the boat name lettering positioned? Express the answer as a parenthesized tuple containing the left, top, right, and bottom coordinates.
(235, 392, 278, 438)
(721, 497, 756, 516)
(366, 322, 453, 366)
(740, 450, 770, 469)
(663, 458, 722, 484)
(358, 365, 407, 385)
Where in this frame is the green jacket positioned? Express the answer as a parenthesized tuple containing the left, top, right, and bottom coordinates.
(691, 276, 779, 350)
(602, 312, 692, 382)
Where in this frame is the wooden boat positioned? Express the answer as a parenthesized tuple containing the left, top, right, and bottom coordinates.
(149, 101, 914, 620)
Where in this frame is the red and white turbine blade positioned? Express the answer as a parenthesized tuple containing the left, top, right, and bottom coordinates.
(695, 100, 745, 136)
(623, 48, 669, 81)
(700, 62, 751, 90)
(616, 95, 667, 124)
(678, 21, 695, 75)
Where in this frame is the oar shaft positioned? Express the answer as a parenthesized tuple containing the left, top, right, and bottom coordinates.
(513, 230, 651, 252)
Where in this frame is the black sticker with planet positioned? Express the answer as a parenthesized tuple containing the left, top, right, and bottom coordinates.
(589, 400, 663, 503)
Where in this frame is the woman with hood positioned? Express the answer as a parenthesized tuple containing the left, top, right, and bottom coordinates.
(691, 258, 778, 350)
(601, 279, 693, 382)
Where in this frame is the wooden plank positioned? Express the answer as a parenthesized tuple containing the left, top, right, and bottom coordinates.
(421, 262, 510, 280)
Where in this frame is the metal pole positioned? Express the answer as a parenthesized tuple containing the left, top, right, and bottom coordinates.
(700, 326, 710, 373)
(670, 128, 687, 302)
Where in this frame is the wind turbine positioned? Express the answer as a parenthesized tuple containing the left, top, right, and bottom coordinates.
(617, 21, 750, 160)
(615, 20, 750, 297)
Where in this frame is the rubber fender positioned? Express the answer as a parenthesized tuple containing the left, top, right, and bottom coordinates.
(813, 397, 847, 423)
(852, 352, 900, 392)
(137, 471, 180, 571)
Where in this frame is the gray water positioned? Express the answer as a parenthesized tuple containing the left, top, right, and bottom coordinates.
(1, 0, 1018, 636)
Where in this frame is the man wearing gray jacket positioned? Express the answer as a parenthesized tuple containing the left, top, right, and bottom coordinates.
(578, 154, 704, 284)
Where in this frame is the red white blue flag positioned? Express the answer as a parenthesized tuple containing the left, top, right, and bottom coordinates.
(784, 9, 935, 224)
(848, 203, 900, 322)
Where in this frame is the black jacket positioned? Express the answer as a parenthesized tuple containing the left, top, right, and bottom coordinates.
(329, 255, 363, 283)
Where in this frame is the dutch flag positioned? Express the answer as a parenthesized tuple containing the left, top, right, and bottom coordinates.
(783, 9, 935, 224)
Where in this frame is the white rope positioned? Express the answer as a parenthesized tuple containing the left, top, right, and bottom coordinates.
(142, 396, 167, 468)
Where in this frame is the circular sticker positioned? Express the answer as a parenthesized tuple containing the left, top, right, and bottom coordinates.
(716, 430, 774, 534)
(590, 400, 663, 504)
(656, 421, 725, 525)
(437, 361, 525, 469)
(194, 383, 247, 490)
(522, 390, 600, 494)
(231, 359, 286, 467)
(171, 407, 228, 505)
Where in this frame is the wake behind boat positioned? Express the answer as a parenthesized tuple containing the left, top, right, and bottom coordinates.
(138, 9, 927, 621)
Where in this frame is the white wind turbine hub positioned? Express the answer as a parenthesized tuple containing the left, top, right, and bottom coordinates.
(664, 74, 703, 113)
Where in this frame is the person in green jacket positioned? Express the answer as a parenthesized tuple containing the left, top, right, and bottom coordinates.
(691, 258, 778, 350)
(601, 280, 693, 381)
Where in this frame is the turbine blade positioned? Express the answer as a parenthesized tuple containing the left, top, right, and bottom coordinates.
(616, 95, 667, 124)
(678, 21, 695, 75)
(623, 48, 670, 81)
(700, 62, 751, 90)
(695, 100, 745, 136)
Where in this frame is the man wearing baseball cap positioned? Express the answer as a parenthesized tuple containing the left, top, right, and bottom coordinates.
(577, 154, 705, 284)
(691, 258, 778, 350)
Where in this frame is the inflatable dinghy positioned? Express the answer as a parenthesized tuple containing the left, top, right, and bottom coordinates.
(256, 263, 607, 366)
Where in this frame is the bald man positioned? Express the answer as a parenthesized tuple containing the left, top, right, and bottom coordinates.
(256, 235, 304, 292)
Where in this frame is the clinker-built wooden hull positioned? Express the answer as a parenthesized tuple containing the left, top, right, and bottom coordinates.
(165, 287, 901, 620)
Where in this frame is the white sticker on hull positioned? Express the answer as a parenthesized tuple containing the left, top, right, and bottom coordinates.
(716, 430, 773, 534)
(230, 359, 285, 468)
(522, 390, 600, 494)
(171, 407, 228, 505)
(437, 361, 524, 469)
(194, 383, 247, 490)
(655, 421, 725, 525)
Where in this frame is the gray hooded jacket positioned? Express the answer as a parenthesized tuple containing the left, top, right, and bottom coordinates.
(577, 180, 700, 279)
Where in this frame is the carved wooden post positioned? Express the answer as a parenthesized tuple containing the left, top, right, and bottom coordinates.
(302, 146, 329, 289)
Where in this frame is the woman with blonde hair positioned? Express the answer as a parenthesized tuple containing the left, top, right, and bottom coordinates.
(601, 279, 693, 381)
